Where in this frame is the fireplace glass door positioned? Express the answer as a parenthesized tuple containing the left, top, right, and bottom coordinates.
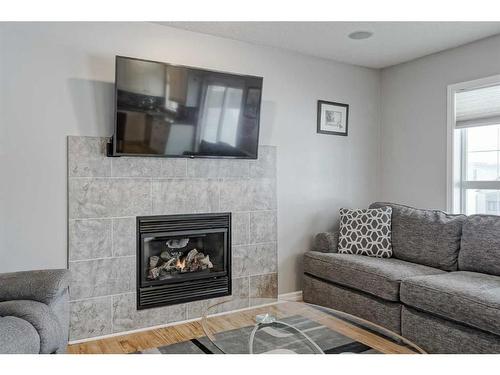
(141, 228, 227, 287)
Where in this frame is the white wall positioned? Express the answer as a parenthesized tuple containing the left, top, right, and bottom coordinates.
(380, 35, 500, 209)
(0, 22, 381, 293)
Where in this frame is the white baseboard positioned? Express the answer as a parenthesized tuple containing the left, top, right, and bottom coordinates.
(68, 316, 203, 345)
(278, 290, 303, 302)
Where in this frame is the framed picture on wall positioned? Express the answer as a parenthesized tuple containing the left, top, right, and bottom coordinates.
(317, 100, 349, 136)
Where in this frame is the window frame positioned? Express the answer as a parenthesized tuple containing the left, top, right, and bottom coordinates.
(447, 74, 500, 214)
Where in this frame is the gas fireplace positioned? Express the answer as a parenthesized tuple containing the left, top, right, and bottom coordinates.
(136, 213, 231, 310)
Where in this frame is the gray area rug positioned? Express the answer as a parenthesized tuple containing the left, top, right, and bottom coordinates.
(135, 315, 379, 354)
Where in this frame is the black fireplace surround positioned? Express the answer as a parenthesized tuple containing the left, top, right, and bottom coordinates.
(137, 213, 232, 310)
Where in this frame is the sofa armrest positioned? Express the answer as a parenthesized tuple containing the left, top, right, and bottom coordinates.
(312, 232, 339, 253)
(0, 269, 70, 305)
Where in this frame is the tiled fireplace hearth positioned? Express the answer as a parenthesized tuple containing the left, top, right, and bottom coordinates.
(67, 136, 277, 341)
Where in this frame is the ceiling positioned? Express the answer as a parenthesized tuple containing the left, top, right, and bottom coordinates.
(160, 22, 500, 69)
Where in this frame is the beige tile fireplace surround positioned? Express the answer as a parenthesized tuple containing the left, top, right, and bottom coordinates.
(67, 136, 278, 341)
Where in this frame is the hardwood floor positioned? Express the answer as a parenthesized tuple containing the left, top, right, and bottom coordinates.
(67, 321, 205, 354)
(67, 302, 420, 354)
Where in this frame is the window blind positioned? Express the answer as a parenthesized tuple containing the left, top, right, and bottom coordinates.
(455, 84, 500, 129)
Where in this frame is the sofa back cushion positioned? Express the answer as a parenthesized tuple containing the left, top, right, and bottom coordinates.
(369, 202, 466, 271)
(459, 215, 500, 276)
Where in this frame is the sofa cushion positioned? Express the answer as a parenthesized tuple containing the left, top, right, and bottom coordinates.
(338, 207, 393, 258)
(400, 271, 500, 336)
(0, 316, 40, 354)
(0, 300, 63, 354)
(369, 202, 466, 271)
(303, 251, 445, 301)
(459, 215, 500, 276)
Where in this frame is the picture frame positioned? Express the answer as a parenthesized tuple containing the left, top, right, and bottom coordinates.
(317, 100, 349, 136)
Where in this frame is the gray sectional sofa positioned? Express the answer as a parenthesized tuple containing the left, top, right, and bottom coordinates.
(0, 269, 70, 354)
(303, 202, 500, 353)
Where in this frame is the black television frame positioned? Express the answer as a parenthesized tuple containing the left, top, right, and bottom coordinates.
(107, 55, 263, 160)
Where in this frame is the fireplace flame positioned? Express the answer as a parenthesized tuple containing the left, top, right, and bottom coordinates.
(176, 257, 186, 271)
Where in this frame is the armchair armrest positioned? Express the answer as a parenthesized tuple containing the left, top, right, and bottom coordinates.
(0, 269, 70, 305)
(312, 232, 339, 253)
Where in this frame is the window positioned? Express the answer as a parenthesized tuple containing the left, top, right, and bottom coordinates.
(200, 85, 243, 147)
(487, 200, 498, 212)
(448, 76, 500, 215)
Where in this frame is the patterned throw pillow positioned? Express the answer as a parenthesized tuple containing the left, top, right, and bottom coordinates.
(338, 207, 393, 258)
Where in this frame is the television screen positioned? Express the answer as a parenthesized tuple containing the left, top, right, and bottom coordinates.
(111, 56, 263, 159)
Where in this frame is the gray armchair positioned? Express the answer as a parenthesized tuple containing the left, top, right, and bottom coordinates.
(0, 269, 70, 354)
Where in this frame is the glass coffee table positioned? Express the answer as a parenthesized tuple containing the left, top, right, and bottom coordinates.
(201, 298, 425, 354)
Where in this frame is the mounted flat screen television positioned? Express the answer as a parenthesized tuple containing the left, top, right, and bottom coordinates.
(108, 56, 263, 159)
